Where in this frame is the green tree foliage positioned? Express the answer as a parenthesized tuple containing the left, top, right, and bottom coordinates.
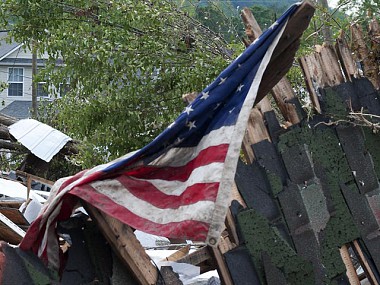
(193, 4, 244, 42)
(337, 0, 379, 25)
(249, 5, 279, 30)
(0, 0, 232, 168)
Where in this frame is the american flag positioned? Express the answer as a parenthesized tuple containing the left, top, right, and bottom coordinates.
(20, 4, 300, 271)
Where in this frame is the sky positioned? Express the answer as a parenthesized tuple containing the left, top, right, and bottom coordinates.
(328, 0, 339, 8)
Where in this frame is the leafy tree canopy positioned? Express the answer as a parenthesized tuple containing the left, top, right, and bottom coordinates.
(0, 0, 233, 168)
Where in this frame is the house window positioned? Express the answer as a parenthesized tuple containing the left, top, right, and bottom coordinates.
(59, 83, 70, 97)
(8, 67, 23, 97)
(37, 82, 49, 97)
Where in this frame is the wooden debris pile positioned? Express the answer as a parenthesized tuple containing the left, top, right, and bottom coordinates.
(1, 2, 380, 284)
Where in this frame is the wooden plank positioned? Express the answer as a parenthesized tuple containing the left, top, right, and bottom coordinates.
(255, 97, 272, 113)
(257, 39, 301, 102)
(84, 203, 158, 285)
(339, 244, 360, 285)
(351, 23, 380, 89)
(315, 44, 345, 87)
(241, 6, 300, 125)
(0, 201, 23, 209)
(217, 234, 235, 255)
(0, 207, 29, 226)
(335, 30, 359, 81)
(241, 108, 271, 162)
(271, 1, 315, 62)
(160, 245, 191, 262)
(241, 7, 262, 42)
(351, 240, 379, 285)
(176, 246, 211, 266)
(0, 223, 23, 245)
(231, 182, 246, 208)
(257, 1, 315, 102)
(208, 246, 233, 285)
(299, 55, 322, 113)
(0, 212, 26, 245)
(225, 210, 240, 246)
(16, 170, 54, 186)
(26, 175, 31, 204)
(271, 78, 300, 124)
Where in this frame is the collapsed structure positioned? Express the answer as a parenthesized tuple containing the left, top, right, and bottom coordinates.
(0, 1, 379, 284)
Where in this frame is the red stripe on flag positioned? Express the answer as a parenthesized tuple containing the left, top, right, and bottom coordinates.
(117, 175, 219, 208)
(126, 144, 229, 180)
(71, 184, 209, 240)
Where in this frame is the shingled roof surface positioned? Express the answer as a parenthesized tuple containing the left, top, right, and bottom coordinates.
(0, 32, 21, 60)
(0, 101, 32, 119)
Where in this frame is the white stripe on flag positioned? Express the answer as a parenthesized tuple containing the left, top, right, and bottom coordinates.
(206, 18, 290, 245)
(141, 162, 223, 195)
(150, 125, 234, 167)
(90, 179, 215, 223)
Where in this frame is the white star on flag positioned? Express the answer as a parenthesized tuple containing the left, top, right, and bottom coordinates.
(201, 91, 210, 100)
(218, 77, 227, 85)
(184, 105, 194, 115)
(187, 121, 196, 130)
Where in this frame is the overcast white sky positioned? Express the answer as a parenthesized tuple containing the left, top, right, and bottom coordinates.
(328, 0, 339, 8)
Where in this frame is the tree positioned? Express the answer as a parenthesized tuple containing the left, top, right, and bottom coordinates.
(194, 4, 245, 43)
(0, 0, 232, 169)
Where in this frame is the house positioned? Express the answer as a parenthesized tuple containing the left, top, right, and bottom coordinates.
(0, 32, 52, 119)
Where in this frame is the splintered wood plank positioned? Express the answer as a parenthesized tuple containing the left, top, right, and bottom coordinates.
(340, 244, 360, 285)
(351, 23, 380, 89)
(271, 78, 300, 124)
(335, 30, 359, 81)
(299, 55, 322, 113)
(0, 213, 25, 245)
(0, 208, 29, 226)
(176, 246, 211, 266)
(208, 246, 233, 285)
(315, 44, 345, 87)
(351, 240, 379, 285)
(257, 39, 301, 102)
(160, 245, 191, 262)
(225, 211, 239, 246)
(16, 171, 54, 186)
(182, 91, 198, 105)
(241, 6, 301, 125)
(0, 223, 23, 245)
(0, 201, 23, 209)
(217, 235, 235, 255)
(84, 203, 158, 285)
(255, 97, 272, 113)
(241, 108, 271, 162)
(257, 1, 315, 102)
(241, 7, 262, 42)
(271, 1, 315, 61)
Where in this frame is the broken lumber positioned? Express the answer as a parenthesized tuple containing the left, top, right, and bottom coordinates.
(160, 245, 191, 262)
(83, 203, 159, 285)
(335, 30, 360, 81)
(241, 7, 301, 125)
(257, 1, 315, 102)
(351, 22, 380, 89)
